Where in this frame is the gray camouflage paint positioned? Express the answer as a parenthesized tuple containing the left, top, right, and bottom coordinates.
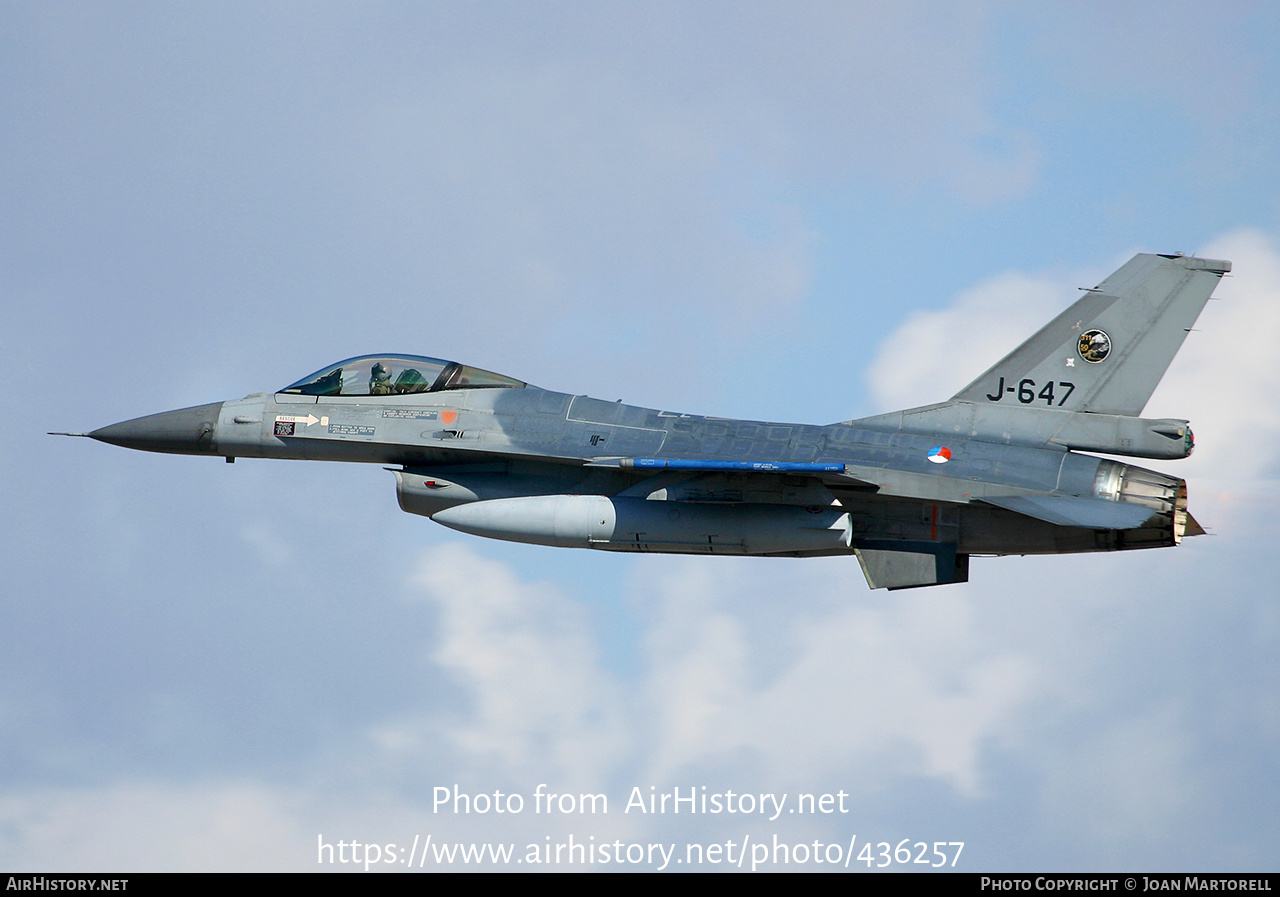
(78, 253, 1230, 590)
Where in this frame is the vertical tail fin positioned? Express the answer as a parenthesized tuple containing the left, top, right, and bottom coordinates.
(951, 253, 1230, 417)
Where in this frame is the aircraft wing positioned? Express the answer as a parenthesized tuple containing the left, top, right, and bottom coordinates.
(598, 458, 880, 504)
(604, 458, 1158, 531)
(977, 494, 1158, 529)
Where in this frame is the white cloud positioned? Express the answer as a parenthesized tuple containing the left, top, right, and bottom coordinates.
(633, 559, 1039, 796)
(1036, 705, 1199, 851)
(399, 543, 628, 790)
(1149, 229, 1280, 486)
(866, 267, 1083, 412)
(0, 782, 309, 872)
(392, 548, 1046, 804)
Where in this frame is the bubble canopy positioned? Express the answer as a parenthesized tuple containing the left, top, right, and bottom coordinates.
(280, 355, 526, 397)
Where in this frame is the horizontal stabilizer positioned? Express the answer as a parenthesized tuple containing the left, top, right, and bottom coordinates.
(979, 494, 1158, 530)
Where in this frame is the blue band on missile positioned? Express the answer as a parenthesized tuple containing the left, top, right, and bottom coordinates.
(622, 459, 845, 473)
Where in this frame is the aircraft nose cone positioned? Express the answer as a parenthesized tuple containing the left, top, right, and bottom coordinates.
(89, 402, 224, 455)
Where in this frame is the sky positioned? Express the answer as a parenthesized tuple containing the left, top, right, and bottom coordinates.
(3, 0, 1279, 872)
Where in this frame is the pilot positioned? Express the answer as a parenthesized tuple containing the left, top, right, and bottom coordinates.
(370, 361, 393, 395)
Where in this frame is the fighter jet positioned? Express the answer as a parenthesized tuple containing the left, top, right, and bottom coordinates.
(63, 252, 1229, 589)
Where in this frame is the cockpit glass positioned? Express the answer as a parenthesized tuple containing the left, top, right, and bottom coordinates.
(438, 365, 527, 390)
(280, 355, 525, 396)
